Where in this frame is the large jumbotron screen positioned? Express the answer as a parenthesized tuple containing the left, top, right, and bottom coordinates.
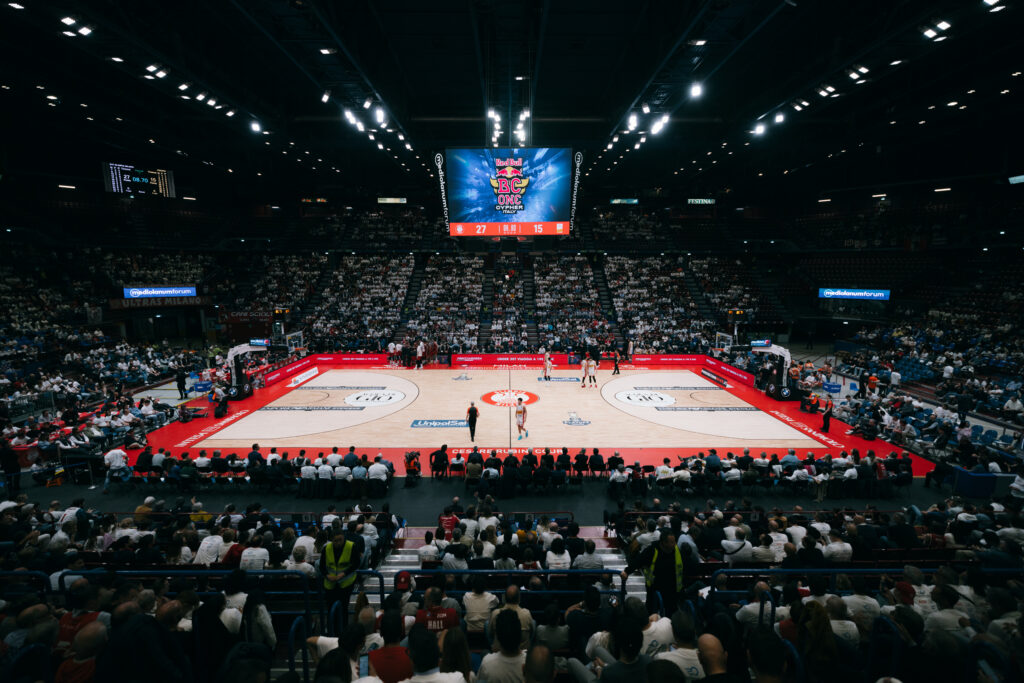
(445, 147, 573, 236)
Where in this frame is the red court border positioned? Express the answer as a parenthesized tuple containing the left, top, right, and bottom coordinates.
(135, 357, 934, 477)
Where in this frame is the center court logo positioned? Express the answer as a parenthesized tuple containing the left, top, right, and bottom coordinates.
(344, 389, 405, 407)
(615, 390, 676, 406)
(481, 389, 539, 407)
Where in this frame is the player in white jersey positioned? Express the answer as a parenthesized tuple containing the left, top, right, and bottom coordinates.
(515, 397, 528, 440)
(543, 352, 552, 381)
(587, 357, 598, 386)
(580, 354, 590, 388)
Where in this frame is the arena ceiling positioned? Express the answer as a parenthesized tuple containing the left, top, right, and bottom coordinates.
(1, 0, 1022, 204)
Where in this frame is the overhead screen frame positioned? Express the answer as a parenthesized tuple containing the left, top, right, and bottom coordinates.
(103, 162, 177, 198)
(440, 147, 581, 237)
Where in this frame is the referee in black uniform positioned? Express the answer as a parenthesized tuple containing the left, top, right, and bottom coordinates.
(612, 349, 621, 375)
(466, 402, 479, 442)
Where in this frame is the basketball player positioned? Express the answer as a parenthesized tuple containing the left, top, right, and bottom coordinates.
(466, 401, 479, 442)
(515, 397, 528, 440)
(580, 353, 590, 388)
(587, 355, 598, 386)
(543, 352, 552, 381)
(416, 339, 425, 369)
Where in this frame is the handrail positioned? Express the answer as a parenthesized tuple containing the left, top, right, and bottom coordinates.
(708, 567, 1024, 599)
(357, 569, 386, 604)
(288, 615, 311, 683)
(59, 568, 320, 623)
(0, 570, 53, 600)
(757, 590, 776, 626)
(389, 568, 627, 595)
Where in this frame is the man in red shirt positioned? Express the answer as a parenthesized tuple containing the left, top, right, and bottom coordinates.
(438, 507, 459, 540)
(414, 587, 459, 633)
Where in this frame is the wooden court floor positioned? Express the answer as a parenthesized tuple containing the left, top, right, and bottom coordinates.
(197, 368, 822, 452)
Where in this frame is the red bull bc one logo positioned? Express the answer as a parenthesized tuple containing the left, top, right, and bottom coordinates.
(489, 157, 530, 214)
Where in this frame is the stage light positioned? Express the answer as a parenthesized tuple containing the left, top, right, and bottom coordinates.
(344, 109, 355, 123)
(62, 31, 76, 37)
(690, 82, 703, 98)
(250, 121, 261, 132)
(774, 112, 784, 123)
(691, 39, 707, 46)
(753, 123, 765, 135)
(155, 70, 167, 79)
(61, 17, 76, 25)
(320, 47, 336, 54)
(984, 0, 1000, 5)
(195, 92, 206, 101)
(487, 108, 496, 119)
(522, 109, 530, 118)
(923, 28, 937, 38)
(628, 113, 637, 130)
(362, 98, 372, 109)
(58, 184, 76, 189)
(936, 20, 951, 30)
(641, 103, 650, 114)
(375, 107, 385, 123)
(818, 198, 831, 203)
(178, 83, 189, 91)
(793, 104, 803, 111)
(146, 64, 158, 72)
(848, 70, 860, 80)
(206, 99, 217, 106)
(377, 142, 384, 149)
(356, 121, 364, 131)
(321, 90, 330, 103)
(110, 57, 123, 62)
(818, 89, 829, 97)
(77, 26, 92, 36)
(825, 85, 835, 92)
(990, 4, 1006, 11)
(934, 187, 951, 192)
(606, 143, 613, 149)
(225, 110, 235, 117)
(405, 143, 412, 150)
(612, 135, 619, 143)
(872, 193, 886, 198)
(8, 3, 25, 9)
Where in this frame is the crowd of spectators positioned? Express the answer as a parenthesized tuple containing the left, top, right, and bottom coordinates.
(604, 256, 711, 353)
(689, 257, 769, 323)
(534, 256, 612, 352)
(88, 251, 215, 289)
(237, 254, 329, 314)
(484, 257, 530, 353)
(405, 256, 483, 353)
(308, 256, 413, 352)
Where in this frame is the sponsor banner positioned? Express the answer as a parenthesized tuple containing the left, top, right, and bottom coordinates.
(704, 357, 756, 387)
(537, 376, 584, 382)
(110, 296, 211, 309)
(452, 353, 569, 367)
(562, 411, 591, 426)
(823, 382, 843, 393)
(123, 285, 196, 298)
(173, 409, 251, 447)
(655, 406, 760, 412)
(629, 355, 703, 364)
(750, 339, 773, 348)
(287, 368, 319, 387)
(633, 386, 720, 391)
(768, 411, 846, 449)
(222, 311, 274, 323)
(700, 368, 729, 387)
(411, 419, 469, 428)
(817, 288, 891, 301)
(262, 406, 364, 411)
(263, 358, 314, 387)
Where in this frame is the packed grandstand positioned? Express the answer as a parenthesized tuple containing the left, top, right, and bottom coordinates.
(3, 1, 1024, 682)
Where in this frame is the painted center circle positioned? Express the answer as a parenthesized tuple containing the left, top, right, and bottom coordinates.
(344, 389, 406, 406)
(481, 389, 540, 407)
(614, 390, 676, 406)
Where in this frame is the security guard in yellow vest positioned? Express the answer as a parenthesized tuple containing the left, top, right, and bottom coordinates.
(319, 533, 361, 626)
(620, 530, 683, 615)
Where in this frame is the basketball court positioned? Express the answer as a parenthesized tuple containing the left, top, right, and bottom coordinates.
(144, 362, 933, 475)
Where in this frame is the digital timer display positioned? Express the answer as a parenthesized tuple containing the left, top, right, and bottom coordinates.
(103, 162, 177, 198)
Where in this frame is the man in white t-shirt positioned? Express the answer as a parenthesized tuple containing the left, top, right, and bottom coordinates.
(826, 597, 861, 646)
(822, 532, 853, 563)
(653, 611, 705, 680)
(721, 530, 753, 566)
(102, 447, 130, 493)
(194, 531, 224, 565)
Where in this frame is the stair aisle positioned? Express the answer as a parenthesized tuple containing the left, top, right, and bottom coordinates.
(373, 525, 647, 604)
(390, 254, 428, 343)
(588, 255, 625, 349)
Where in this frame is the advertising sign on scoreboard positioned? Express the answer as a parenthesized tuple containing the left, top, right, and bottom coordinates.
(749, 339, 773, 348)
(249, 338, 272, 347)
(446, 147, 573, 236)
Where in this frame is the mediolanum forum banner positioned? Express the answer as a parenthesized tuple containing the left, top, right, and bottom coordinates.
(445, 147, 572, 236)
(817, 288, 891, 300)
